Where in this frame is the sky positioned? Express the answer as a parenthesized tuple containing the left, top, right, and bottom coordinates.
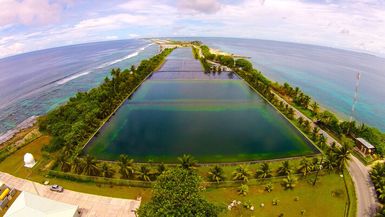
(1, 0, 385, 58)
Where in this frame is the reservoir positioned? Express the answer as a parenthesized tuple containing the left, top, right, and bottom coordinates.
(84, 48, 319, 162)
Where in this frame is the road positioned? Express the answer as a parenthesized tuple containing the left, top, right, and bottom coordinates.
(0, 172, 140, 217)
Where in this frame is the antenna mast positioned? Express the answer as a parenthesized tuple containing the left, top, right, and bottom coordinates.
(349, 72, 361, 123)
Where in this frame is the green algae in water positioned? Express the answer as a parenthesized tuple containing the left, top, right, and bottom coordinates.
(85, 79, 318, 162)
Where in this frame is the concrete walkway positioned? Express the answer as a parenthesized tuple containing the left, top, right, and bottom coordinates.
(271, 91, 379, 217)
(0, 172, 140, 217)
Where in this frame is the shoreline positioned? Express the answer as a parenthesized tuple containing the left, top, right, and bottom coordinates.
(0, 116, 37, 145)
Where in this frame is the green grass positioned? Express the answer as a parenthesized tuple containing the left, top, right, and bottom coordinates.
(0, 135, 152, 201)
(203, 173, 354, 217)
(0, 132, 356, 217)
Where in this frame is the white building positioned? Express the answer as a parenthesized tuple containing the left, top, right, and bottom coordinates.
(4, 191, 79, 217)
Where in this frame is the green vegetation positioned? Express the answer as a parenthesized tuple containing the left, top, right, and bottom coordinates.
(137, 168, 221, 217)
(370, 163, 385, 216)
(204, 172, 354, 217)
(235, 58, 253, 72)
(38, 48, 173, 156)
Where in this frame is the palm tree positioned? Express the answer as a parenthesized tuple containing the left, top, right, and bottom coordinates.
(370, 163, 385, 189)
(265, 182, 274, 192)
(156, 163, 166, 175)
(57, 155, 71, 172)
(177, 154, 197, 170)
(298, 116, 304, 126)
(377, 186, 385, 202)
(232, 165, 251, 183)
(334, 143, 351, 171)
(256, 162, 272, 179)
(136, 165, 152, 181)
(298, 158, 312, 176)
(82, 155, 100, 176)
(311, 101, 319, 115)
(100, 162, 115, 178)
(318, 134, 327, 146)
(311, 127, 320, 141)
(283, 175, 297, 190)
(118, 154, 135, 179)
(311, 157, 320, 171)
(238, 184, 249, 196)
(303, 120, 311, 133)
(208, 165, 225, 183)
(72, 157, 84, 174)
(277, 161, 292, 176)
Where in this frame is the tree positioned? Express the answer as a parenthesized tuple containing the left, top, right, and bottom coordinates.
(100, 162, 115, 178)
(235, 59, 253, 72)
(178, 154, 198, 170)
(277, 161, 292, 176)
(283, 175, 297, 190)
(377, 186, 385, 202)
(265, 182, 274, 192)
(311, 127, 320, 141)
(302, 120, 311, 133)
(298, 116, 304, 126)
(310, 101, 319, 115)
(256, 162, 272, 179)
(118, 154, 135, 179)
(137, 168, 220, 217)
(232, 165, 251, 182)
(334, 143, 351, 171)
(238, 184, 249, 196)
(318, 134, 327, 149)
(57, 155, 71, 172)
(137, 165, 152, 181)
(82, 155, 100, 176)
(298, 158, 312, 176)
(72, 157, 84, 174)
(156, 163, 166, 175)
(208, 165, 225, 183)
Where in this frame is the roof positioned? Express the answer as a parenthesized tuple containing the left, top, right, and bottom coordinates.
(4, 191, 78, 217)
(356, 138, 375, 149)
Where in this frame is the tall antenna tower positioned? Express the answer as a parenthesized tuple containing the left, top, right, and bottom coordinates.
(349, 72, 361, 123)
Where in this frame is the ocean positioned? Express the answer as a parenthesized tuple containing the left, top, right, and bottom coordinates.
(181, 37, 385, 131)
(0, 39, 159, 134)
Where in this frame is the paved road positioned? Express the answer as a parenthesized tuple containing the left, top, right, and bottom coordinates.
(0, 172, 140, 217)
(270, 90, 379, 217)
(347, 156, 378, 217)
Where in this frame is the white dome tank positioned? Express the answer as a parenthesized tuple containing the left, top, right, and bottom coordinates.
(24, 153, 36, 168)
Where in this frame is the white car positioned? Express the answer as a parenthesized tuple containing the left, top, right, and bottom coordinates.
(50, 184, 64, 192)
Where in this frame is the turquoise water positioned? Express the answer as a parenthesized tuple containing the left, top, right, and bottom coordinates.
(184, 37, 385, 131)
(85, 48, 318, 162)
(0, 40, 159, 134)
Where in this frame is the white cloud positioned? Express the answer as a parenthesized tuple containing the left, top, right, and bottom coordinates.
(177, 0, 221, 14)
(0, 0, 385, 58)
(0, 0, 63, 26)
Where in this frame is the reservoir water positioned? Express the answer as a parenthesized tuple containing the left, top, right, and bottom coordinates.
(85, 48, 319, 162)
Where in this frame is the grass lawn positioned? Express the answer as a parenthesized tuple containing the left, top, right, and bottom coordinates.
(0, 134, 152, 201)
(0, 130, 356, 217)
(203, 173, 355, 217)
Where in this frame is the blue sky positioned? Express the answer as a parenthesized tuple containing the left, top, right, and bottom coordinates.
(1, 0, 385, 58)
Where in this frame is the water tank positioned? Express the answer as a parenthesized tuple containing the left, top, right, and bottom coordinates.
(24, 153, 36, 168)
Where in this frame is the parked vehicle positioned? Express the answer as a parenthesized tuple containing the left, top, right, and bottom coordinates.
(50, 185, 63, 192)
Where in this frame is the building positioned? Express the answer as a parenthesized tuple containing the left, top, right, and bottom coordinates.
(355, 138, 375, 155)
(4, 191, 79, 217)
